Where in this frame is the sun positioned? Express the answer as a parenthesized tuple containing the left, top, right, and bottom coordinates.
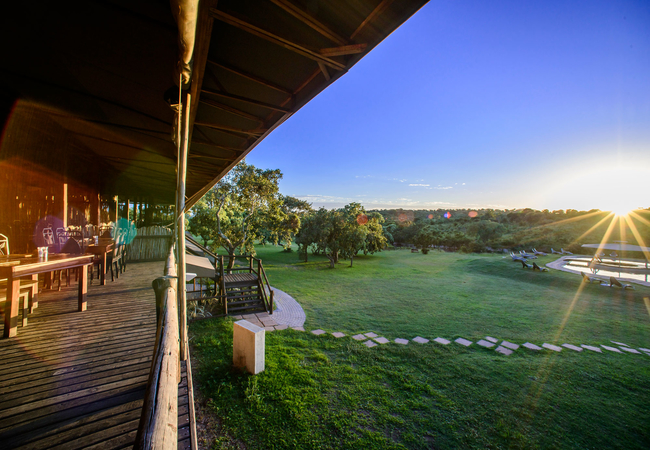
(609, 205, 632, 217)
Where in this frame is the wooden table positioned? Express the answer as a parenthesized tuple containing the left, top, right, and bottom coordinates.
(1, 254, 94, 338)
(85, 241, 114, 286)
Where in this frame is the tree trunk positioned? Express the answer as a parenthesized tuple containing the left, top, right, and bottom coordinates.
(350, 254, 353, 267)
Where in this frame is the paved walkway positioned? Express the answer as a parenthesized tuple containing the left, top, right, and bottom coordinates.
(231, 287, 306, 331)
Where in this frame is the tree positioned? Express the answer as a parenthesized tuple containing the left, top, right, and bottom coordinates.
(188, 162, 284, 271)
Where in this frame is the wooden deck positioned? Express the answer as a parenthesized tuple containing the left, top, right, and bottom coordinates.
(0, 261, 193, 449)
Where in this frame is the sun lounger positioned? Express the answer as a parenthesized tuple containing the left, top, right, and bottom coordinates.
(532, 262, 548, 272)
(581, 272, 607, 285)
(520, 260, 533, 269)
(610, 277, 634, 290)
(533, 248, 547, 256)
(561, 248, 573, 255)
(520, 251, 537, 259)
(510, 252, 526, 262)
(551, 248, 562, 254)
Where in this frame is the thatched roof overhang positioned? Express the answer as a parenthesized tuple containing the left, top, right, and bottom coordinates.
(0, 0, 429, 206)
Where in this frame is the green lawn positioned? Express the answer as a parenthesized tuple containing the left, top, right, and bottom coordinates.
(190, 246, 650, 449)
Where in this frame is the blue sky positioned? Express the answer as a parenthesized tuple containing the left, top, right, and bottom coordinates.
(247, 0, 650, 212)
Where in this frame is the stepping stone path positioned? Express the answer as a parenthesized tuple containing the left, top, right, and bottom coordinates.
(542, 343, 562, 352)
(477, 339, 496, 348)
(501, 341, 519, 351)
(292, 326, 305, 331)
(264, 327, 275, 332)
(455, 338, 472, 347)
(581, 345, 602, 352)
(562, 344, 583, 352)
(434, 337, 450, 345)
(413, 336, 429, 344)
(275, 324, 288, 331)
(485, 336, 498, 343)
(620, 347, 641, 354)
(523, 343, 542, 351)
(639, 348, 650, 353)
(611, 341, 628, 346)
(365, 332, 378, 338)
(495, 346, 512, 355)
(311, 329, 326, 335)
(331, 332, 345, 338)
(601, 345, 623, 353)
(363, 340, 378, 348)
(351, 334, 366, 341)
(374, 337, 390, 344)
(394, 338, 409, 345)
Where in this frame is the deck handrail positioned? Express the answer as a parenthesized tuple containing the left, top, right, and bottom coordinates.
(252, 256, 274, 314)
(135, 246, 180, 450)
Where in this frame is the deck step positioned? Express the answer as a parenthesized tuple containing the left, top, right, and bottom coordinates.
(227, 299, 265, 307)
(227, 304, 266, 313)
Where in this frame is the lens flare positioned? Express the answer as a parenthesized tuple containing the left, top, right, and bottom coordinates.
(444, 212, 451, 219)
(356, 214, 368, 225)
(468, 211, 478, 218)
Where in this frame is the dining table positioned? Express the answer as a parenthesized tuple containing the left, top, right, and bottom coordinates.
(1, 253, 94, 338)
(84, 239, 115, 286)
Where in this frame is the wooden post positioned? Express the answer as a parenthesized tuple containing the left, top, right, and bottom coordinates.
(114, 196, 119, 224)
(62, 182, 68, 228)
(176, 91, 191, 361)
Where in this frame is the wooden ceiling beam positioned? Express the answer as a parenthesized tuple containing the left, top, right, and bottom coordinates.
(350, 0, 395, 40)
(269, 0, 349, 46)
(194, 121, 266, 137)
(319, 43, 367, 57)
(210, 8, 346, 71)
(191, 139, 244, 155)
(317, 62, 330, 81)
(199, 97, 265, 125)
(201, 87, 291, 113)
(207, 59, 292, 95)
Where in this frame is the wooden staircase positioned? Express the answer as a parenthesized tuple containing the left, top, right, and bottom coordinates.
(217, 255, 274, 315)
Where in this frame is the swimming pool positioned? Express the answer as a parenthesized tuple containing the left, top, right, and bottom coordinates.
(558, 256, 650, 284)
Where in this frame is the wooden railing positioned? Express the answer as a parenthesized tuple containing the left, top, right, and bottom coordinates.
(134, 246, 180, 450)
(218, 254, 274, 314)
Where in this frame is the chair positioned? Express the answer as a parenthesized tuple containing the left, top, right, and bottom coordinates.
(532, 262, 548, 272)
(109, 234, 124, 281)
(0, 280, 38, 326)
(42, 227, 55, 246)
(520, 260, 533, 269)
(0, 233, 9, 256)
(610, 277, 634, 290)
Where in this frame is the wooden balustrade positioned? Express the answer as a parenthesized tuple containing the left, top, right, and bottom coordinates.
(134, 246, 180, 450)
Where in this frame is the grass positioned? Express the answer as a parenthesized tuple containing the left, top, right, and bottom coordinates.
(190, 246, 650, 449)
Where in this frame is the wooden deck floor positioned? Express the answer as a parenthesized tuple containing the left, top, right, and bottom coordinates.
(0, 261, 193, 449)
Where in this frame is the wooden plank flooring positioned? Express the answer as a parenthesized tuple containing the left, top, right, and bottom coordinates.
(0, 261, 193, 450)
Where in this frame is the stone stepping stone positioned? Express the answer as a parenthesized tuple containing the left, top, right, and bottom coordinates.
(374, 337, 389, 344)
(495, 346, 512, 355)
(264, 327, 275, 332)
(581, 345, 602, 352)
(412, 336, 429, 344)
(394, 338, 409, 345)
(611, 340, 629, 347)
(601, 345, 623, 353)
(455, 338, 472, 347)
(477, 339, 495, 348)
(434, 337, 450, 345)
(485, 336, 498, 343)
(620, 347, 641, 354)
(523, 342, 542, 351)
(364, 332, 378, 338)
(352, 334, 366, 341)
(501, 341, 519, 351)
(562, 344, 583, 352)
(232, 315, 244, 320)
(638, 347, 650, 353)
(311, 329, 326, 335)
(542, 343, 562, 352)
(331, 332, 346, 338)
(363, 340, 378, 348)
(291, 326, 305, 331)
(275, 324, 288, 331)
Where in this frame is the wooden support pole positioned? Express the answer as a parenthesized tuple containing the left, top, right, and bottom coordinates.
(62, 182, 68, 228)
(176, 91, 191, 362)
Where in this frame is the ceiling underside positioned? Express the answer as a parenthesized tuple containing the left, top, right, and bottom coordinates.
(0, 0, 428, 206)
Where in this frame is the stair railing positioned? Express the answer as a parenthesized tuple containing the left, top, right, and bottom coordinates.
(218, 255, 227, 315)
(252, 256, 274, 314)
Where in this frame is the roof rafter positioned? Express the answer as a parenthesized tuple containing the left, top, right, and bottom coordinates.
(350, 0, 395, 39)
(209, 8, 346, 70)
(199, 97, 265, 125)
(319, 43, 367, 57)
(269, 0, 349, 46)
(201, 87, 292, 113)
(207, 59, 293, 95)
(194, 121, 266, 137)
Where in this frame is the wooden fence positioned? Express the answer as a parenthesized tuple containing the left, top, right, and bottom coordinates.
(128, 226, 173, 262)
(134, 246, 180, 449)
